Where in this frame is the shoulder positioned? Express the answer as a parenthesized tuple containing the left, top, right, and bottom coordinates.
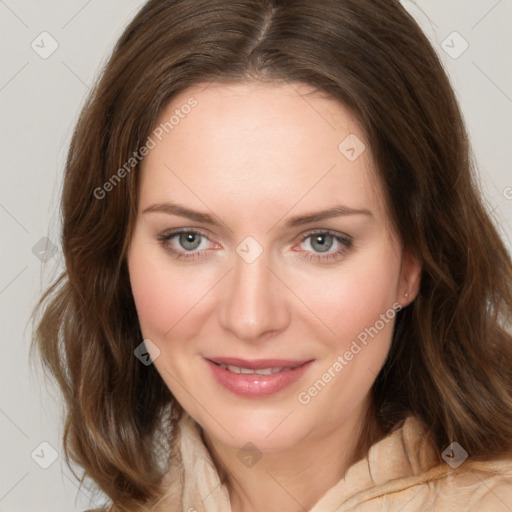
(368, 416, 512, 511)
(473, 479, 512, 509)
(437, 460, 512, 510)
(390, 457, 512, 511)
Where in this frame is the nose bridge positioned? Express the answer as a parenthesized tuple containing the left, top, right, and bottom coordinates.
(218, 248, 290, 341)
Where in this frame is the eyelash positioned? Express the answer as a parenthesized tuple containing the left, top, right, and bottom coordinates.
(156, 228, 353, 263)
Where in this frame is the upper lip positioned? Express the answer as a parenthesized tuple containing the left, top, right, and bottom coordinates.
(206, 357, 312, 369)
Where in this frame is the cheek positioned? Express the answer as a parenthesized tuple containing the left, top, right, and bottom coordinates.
(127, 242, 208, 339)
(291, 245, 401, 352)
(292, 250, 400, 421)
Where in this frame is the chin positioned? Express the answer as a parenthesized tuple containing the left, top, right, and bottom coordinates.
(192, 399, 316, 452)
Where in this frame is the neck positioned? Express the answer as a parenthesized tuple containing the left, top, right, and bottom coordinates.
(202, 399, 382, 512)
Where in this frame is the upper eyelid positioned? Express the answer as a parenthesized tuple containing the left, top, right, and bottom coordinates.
(298, 228, 352, 240)
(159, 227, 213, 239)
(158, 227, 350, 238)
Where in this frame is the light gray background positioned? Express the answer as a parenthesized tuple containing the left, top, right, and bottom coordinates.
(0, 1, 511, 511)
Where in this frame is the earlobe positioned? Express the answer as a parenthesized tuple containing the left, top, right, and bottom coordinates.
(398, 250, 422, 307)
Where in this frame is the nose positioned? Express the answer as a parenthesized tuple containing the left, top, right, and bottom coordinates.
(218, 251, 291, 342)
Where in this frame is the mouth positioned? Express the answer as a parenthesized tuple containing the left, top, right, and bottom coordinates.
(204, 357, 314, 398)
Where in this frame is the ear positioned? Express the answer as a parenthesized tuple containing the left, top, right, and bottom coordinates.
(397, 249, 422, 307)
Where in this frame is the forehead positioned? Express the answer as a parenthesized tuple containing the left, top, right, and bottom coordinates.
(138, 81, 389, 229)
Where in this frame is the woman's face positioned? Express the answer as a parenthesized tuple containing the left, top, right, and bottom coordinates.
(127, 82, 420, 453)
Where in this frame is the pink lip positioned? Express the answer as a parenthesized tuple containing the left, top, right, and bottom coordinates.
(204, 357, 314, 398)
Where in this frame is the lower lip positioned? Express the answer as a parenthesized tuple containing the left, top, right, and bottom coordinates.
(205, 359, 314, 398)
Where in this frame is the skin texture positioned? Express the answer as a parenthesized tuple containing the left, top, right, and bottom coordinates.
(127, 82, 421, 512)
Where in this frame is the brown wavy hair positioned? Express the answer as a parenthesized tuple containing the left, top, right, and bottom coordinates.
(32, 0, 512, 510)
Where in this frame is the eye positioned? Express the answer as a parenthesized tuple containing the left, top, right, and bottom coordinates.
(296, 230, 353, 262)
(157, 229, 218, 260)
(156, 228, 352, 263)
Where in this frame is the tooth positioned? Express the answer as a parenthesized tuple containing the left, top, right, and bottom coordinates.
(254, 368, 273, 375)
(217, 364, 295, 375)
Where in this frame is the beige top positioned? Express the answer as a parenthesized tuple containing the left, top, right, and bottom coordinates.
(148, 413, 512, 511)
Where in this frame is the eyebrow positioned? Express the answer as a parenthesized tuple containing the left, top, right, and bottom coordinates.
(284, 204, 373, 227)
(142, 202, 373, 227)
(143, 202, 219, 224)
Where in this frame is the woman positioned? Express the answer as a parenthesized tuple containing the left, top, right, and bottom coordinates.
(33, 0, 512, 510)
